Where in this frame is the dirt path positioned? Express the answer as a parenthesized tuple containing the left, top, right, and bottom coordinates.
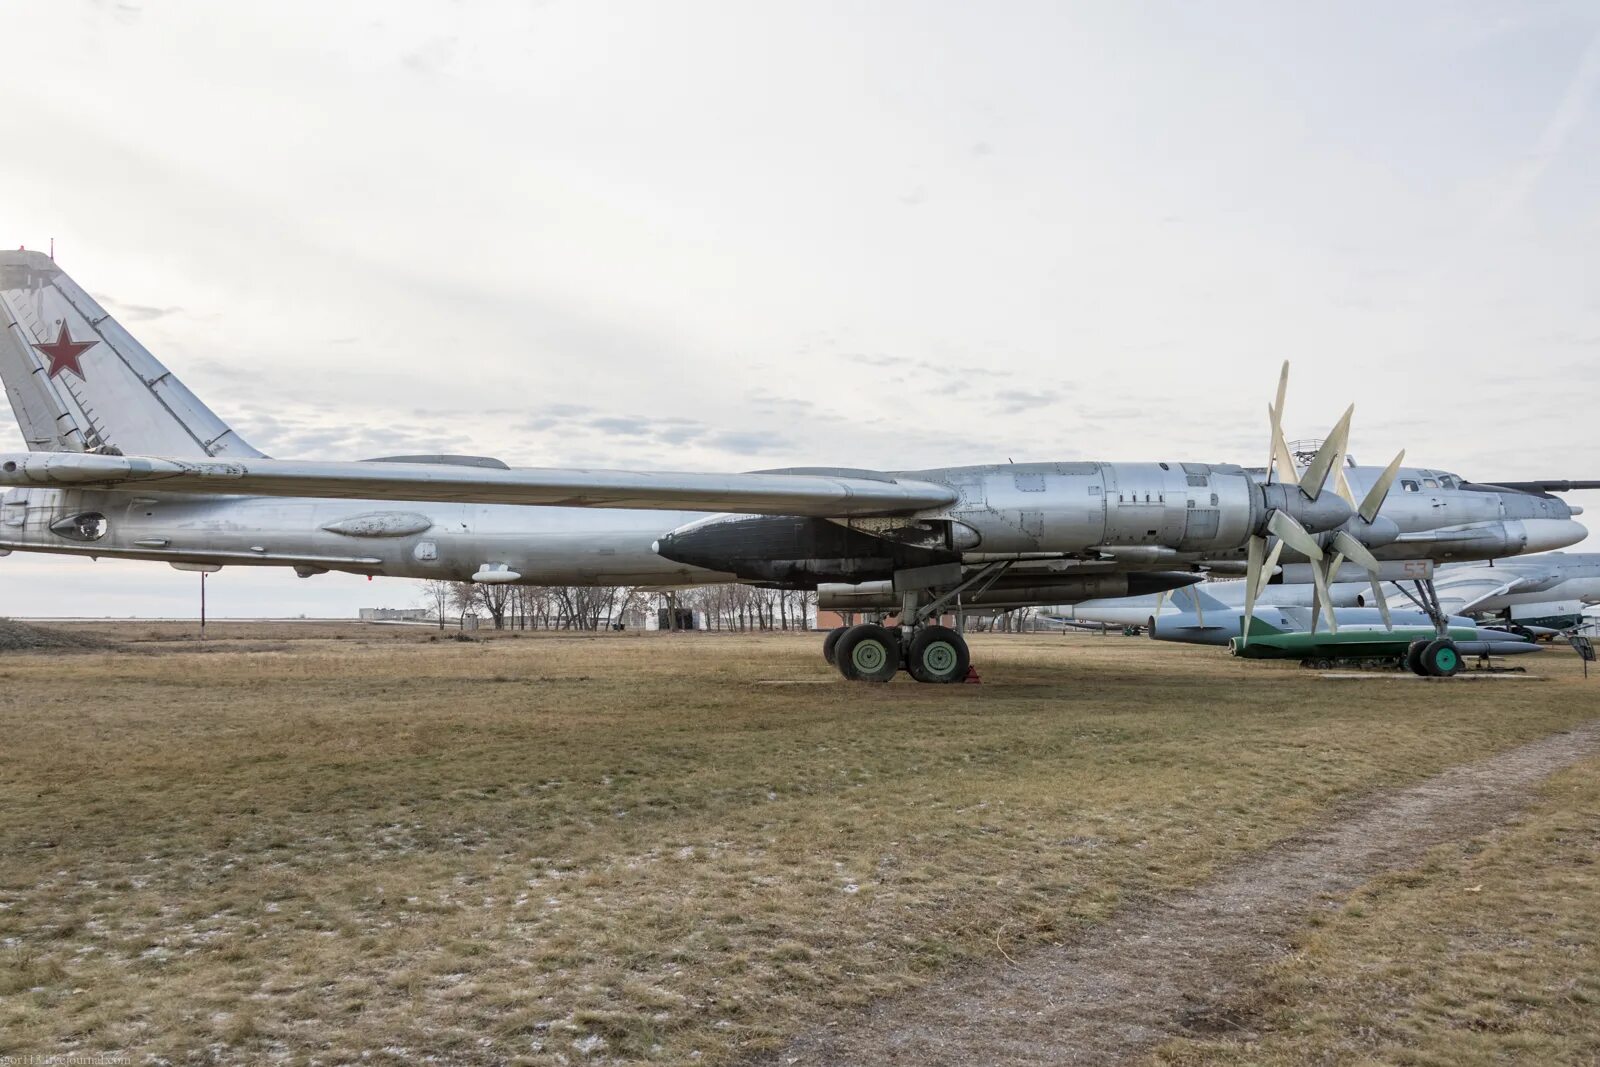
(768, 720, 1600, 1067)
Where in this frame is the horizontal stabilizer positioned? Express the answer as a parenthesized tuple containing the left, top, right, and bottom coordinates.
(0, 451, 959, 517)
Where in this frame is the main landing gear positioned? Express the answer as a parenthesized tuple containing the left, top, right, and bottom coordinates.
(823, 622, 972, 684)
(822, 561, 1009, 684)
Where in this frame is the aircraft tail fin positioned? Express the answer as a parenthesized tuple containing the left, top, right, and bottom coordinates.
(1177, 584, 1232, 614)
(0, 250, 262, 458)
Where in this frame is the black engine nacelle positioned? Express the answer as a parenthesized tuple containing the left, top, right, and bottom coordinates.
(654, 514, 957, 586)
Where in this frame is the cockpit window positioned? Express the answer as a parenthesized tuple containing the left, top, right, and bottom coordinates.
(1422, 478, 1439, 489)
(1401, 480, 1420, 492)
(1440, 475, 1459, 489)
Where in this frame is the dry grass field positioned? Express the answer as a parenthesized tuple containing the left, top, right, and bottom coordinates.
(0, 623, 1594, 1065)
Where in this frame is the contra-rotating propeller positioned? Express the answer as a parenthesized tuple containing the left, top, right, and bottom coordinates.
(1240, 363, 1405, 645)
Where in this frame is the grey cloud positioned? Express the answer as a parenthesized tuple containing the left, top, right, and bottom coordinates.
(992, 388, 1060, 414)
(98, 296, 183, 321)
(587, 415, 655, 436)
(709, 429, 792, 454)
(744, 388, 816, 410)
(652, 425, 704, 446)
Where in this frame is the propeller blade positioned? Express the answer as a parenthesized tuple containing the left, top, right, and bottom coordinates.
(1310, 563, 1321, 635)
(1267, 510, 1324, 561)
(1331, 530, 1381, 575)
(1242, 535, 1264, 646)
(1254, 539, 1285, 601)
(1299, 404, 1354, 500)
(1370, 575, 1392, 630)
(1358, 449, 1407, 524)
(1334, 462, 1357, 509)
(1309, 557, 1338, 632)
(1267, 363, 1292, 485)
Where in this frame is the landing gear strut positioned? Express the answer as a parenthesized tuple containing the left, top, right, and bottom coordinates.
(830, 562, 1010, 683)
(1396, 577, 1461, 676)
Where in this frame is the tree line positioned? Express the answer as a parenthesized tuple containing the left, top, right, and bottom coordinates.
(416, 579, 819, 632)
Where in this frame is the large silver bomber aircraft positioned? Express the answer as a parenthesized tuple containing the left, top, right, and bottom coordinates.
(0, 250, 1588, 682)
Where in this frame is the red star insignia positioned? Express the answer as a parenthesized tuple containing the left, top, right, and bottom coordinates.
(31, 320, 98, 380)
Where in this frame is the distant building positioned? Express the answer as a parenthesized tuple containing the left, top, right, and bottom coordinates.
(359, 607, 434, 622)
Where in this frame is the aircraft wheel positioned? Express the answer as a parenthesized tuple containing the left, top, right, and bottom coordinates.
(1420, 638, 1462, 677)
(836, 624, 901, 683)
(822, 625, 847, 666)
(1405, 638, 1432, 676)
(1510, 625, 1535, 642)
(906, 625, 970, 684)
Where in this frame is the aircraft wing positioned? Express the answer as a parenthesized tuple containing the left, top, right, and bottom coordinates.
(0, 452, 958, 518)
(1403, 573, 1549, 617)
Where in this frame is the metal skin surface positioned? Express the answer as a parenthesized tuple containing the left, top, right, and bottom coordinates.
(0, 485, 730, 585)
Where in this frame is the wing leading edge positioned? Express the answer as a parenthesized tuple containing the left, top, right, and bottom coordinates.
(0, 452, 958, 517)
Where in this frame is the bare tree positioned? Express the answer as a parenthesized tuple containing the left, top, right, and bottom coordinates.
(479, 583, 511, 629)
(418, 579, 453, 630)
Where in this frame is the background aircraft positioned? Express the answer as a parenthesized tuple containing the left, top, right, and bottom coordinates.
(1058, 551, 1600, 653)
(1373, 552, 1600, 635)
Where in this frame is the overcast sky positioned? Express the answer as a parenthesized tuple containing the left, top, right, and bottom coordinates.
(2, 0, 1598, 618)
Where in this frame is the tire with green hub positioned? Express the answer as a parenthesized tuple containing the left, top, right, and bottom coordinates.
(1421, 638, 1462, 677)
(821, 625, 847, 665)
(906, 625, 970, 684)
(835, 623, 901, 683)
